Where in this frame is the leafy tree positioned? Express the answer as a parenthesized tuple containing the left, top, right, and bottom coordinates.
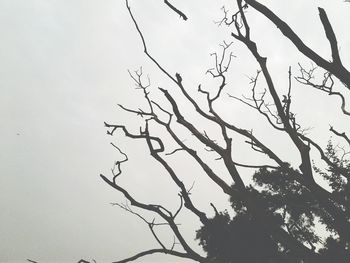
(94, 1, 350, 263)
(197, 158, 350, 263)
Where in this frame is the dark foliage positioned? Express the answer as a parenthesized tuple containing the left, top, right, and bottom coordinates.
(196, 211, 289, 263)
(197, 150, 350, 262)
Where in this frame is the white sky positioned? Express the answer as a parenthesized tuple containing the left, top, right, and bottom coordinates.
(1, 0, 349, 262)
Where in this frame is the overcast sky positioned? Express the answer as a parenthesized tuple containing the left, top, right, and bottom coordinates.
(1, 1, 349, 263)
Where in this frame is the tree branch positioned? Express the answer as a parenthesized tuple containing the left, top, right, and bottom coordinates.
(318, 7, 341, 64)
(330, 126, 350, 146)
(164, 0, 188, 21)
(245, 0, 350, 87)
(111, 248, 192, 263)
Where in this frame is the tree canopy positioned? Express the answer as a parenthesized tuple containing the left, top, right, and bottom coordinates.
(97, 1, 350, 263)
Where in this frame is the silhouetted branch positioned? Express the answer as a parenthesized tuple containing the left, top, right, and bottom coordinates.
(110, 143, 128, 182)
(126, 0, 261, 197)
(210, 203, 219, 216)
(230, 0, 314, 185)
(104, 123, 164, 153)
(157, 117, 234, 196)
(101, 173, 205, 259)
(299, 133, 350, 181)
(206, 41, 235, 102)
(245, 0, 350, 87)
(160, 88, 245, 188)
(142, 122, 209, 224)
(165, 148, 184, 156)
(215, 6, 240, 27)
(164, 0, 188, 21)
(318, 7, 341, 65)
(127, 0, 219, 126)
(111, 248, 192, 263)
(103, 127, 203, 253)
(160, 88, 226, 155)
(228, 70, 285, 130)
(232, 161, 278, 170)
(77, 258, 97, 263)
(173, 194, 183, 219)
(109, 71, 212, 225)
(114, 202, 168, 249)
(170, 236, 181, 251)
(296, 64, 350, 116)
(126, 0, 179, 85)
(330, 126, 350, 146)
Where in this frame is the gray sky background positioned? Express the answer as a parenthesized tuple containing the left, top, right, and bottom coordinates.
(1, 0, 349, 262)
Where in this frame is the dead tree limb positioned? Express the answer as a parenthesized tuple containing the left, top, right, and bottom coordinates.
(245, 0, 350, 87)
(164, 0, 188, 21)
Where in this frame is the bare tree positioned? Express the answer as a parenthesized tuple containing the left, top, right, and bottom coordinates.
(97, 1, 350, 262)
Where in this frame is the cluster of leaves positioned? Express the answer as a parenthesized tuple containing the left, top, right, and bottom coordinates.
(196, 210, 289, 263)
(314, 141, 350, 262)
(196, 144, 350, 263)
(314, 141, 350, 203)
(253, 166, 320, 247)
